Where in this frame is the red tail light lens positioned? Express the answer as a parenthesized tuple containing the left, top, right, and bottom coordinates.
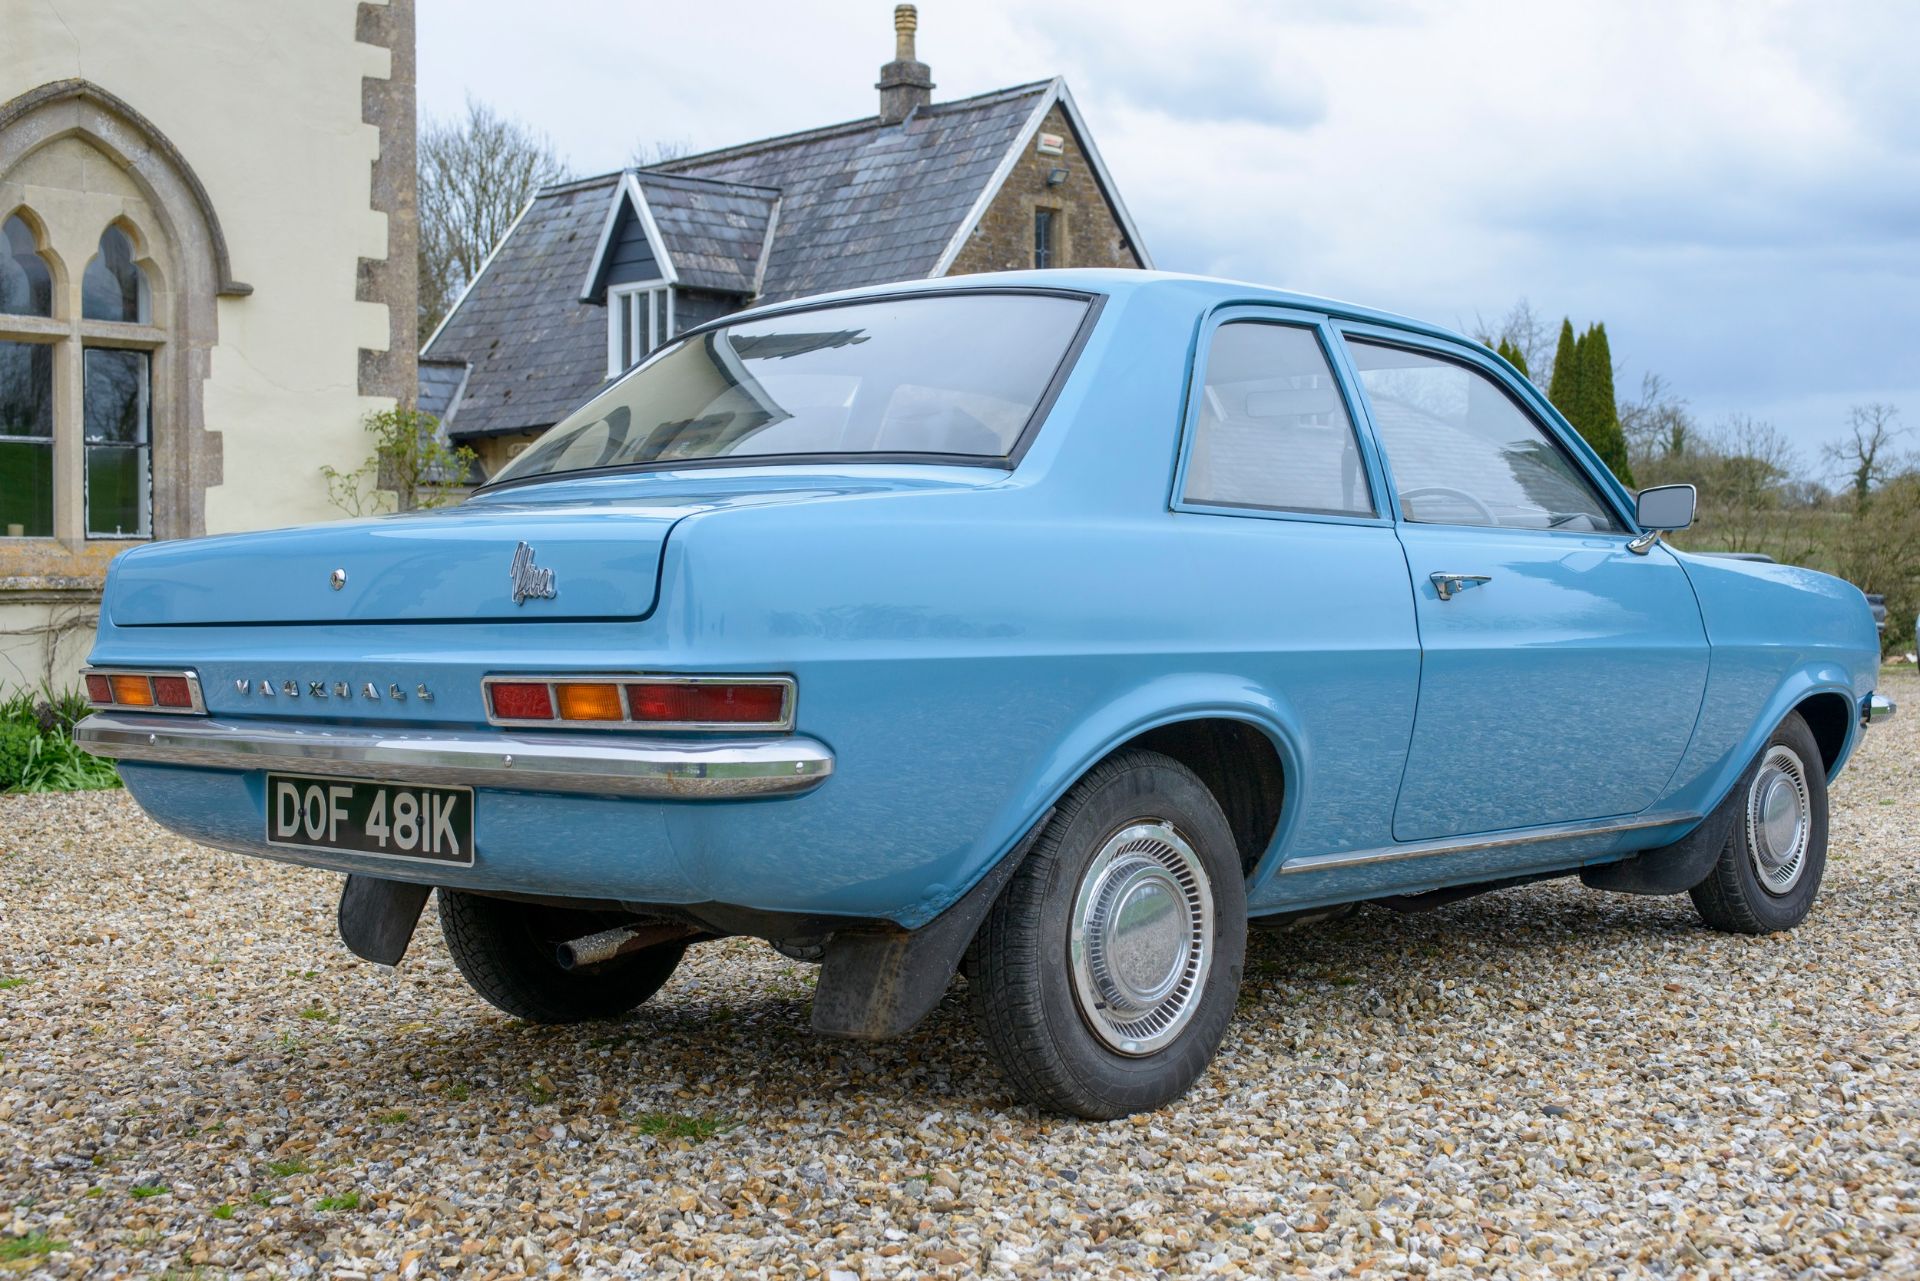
(484, 675, 792, 730)
(488, 681, 555, 721)
(626, 681, 788, 726)
(85, 673, 112, 704)
(151, 675, 194, 708)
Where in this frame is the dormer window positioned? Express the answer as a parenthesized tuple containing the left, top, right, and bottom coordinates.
(608, 283, 674, 377)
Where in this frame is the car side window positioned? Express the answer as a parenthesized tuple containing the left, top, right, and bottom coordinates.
(1343, 338, 1624, 532)
(1182, 321, 1375, 518)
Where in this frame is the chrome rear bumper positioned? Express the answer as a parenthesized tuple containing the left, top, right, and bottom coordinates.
(74, 712, 833, 799)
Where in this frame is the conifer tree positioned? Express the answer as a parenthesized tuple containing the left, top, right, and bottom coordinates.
(1578, 323, 1634, 485)
(1495, 338, 1530, 380)
(1547, 319, 1579, 416)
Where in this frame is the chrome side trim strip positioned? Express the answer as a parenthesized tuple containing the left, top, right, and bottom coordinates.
(1864, 692, 1897, 725)
(74, 712, 832, 799)
(1277, 810, 1702, 875)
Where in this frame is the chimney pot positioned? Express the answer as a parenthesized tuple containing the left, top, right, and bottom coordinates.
(877, 3, 933, 124)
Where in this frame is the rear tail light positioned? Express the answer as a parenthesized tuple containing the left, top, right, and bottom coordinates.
(485, 675, 793, 731)
(83, 669, 205, 715)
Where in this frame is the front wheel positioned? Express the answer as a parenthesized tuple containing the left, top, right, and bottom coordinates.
(968, 750, 1247, 1118)
(1690, 712, 1829, 935)
(437, 891, 687, 1023)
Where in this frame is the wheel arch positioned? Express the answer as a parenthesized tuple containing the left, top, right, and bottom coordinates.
(930, 674, 1307, 928)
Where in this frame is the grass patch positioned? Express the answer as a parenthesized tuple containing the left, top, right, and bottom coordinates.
(315, 1191, 360, 1212)
(249, 1191, 273, 1207)
(444, 1082, 470, 1102)
(0, 1233, 67, 1261)
(129, 1183, 169, 1199)
(298, 1005, 334, 1023)
(0, 977, 25, 990)
(265, 1158, 309, 1178)
(632, 1111, 734, 1142)
(210, 1204, 234, 1220)
(0, 686, 119, 794)
(376, 1109, 410, 1125)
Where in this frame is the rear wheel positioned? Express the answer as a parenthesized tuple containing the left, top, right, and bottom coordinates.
(1691, 712, 1829, 935)
(437, 891, 686, 1023)
(968, 749, 1247, 1118)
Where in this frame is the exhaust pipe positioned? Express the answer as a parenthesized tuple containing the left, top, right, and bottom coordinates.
(555, 922, 697, 970)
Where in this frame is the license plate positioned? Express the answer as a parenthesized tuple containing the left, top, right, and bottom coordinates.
(266, 773, 474, 866)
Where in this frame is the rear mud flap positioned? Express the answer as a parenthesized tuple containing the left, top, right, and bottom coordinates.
(811, 812, 1051, 1041)
(337, 874, 433, 965)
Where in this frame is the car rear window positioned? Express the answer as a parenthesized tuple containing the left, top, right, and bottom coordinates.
(492, 292, 1091, 483)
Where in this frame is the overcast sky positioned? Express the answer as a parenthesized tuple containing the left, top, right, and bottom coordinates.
(419, 0, 1920, 472)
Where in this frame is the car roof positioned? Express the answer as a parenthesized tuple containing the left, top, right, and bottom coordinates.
(707, 268, 1474, 352)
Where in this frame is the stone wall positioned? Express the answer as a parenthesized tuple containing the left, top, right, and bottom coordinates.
(945, 104, 1144, 277)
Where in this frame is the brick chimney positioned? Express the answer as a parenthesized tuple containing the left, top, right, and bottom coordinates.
(876, 5, 933, 124)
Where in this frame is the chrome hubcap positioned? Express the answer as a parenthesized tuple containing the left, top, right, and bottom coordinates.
(1747, 745, 1811, 894)
(1069, 820, 1213, 1056)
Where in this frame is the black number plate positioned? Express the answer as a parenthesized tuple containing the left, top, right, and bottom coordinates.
(266, 773, 474, 866)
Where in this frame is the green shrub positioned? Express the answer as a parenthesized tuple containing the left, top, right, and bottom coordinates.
(0, 685, 121, 793)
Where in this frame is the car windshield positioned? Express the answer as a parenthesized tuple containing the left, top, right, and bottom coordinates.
(491, 292, 1091, 484)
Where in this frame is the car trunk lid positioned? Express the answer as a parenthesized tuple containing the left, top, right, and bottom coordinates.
(108, 500, 705, 626)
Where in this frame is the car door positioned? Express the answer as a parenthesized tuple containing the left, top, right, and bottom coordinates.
(1172, 309, 1421, 869)
(1334, 330, 1709, 843)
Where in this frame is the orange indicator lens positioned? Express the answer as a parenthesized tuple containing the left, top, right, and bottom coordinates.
(110, 674, 155, 707)
(555, 682, 624, 721)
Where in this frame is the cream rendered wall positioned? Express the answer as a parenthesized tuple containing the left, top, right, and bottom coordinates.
(1, 2, 402, 690)
(7, 0, 396, 535)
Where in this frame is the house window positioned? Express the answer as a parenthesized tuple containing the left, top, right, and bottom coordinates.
(2, 215, 52, 317)
(0, 340, 54, 536)
(607, 284, 675, 377)
(1, 215, 56, 537)
(0, 216, 160, 542)
(1034, 209, 1055, 269)
(83, 225, 149, 323)
(83, 348, 151, 537)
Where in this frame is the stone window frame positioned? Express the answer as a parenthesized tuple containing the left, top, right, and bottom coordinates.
(0, 79, 248, 584)
(0, 210, 168, 545)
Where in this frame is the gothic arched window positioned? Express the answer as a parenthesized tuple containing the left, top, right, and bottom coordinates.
(82, 224, 149, 323)
(0, 214, 53, 317)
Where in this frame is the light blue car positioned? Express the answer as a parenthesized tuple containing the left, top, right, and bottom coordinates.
(76, 271, 1894, 1117)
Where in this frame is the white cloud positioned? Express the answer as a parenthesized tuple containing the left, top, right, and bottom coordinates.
(419, 0, 1920, 458)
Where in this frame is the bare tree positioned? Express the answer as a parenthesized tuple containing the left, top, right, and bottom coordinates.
(1468, 298, 1554, 385)
(630, 139, 692, 168)
(1619, 371, 1694, 464)
(1822, 402, 1904, 504)
(418, 96, 570, 337)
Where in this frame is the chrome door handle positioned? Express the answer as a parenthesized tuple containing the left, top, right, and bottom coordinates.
(1430, 572, 1492, 601)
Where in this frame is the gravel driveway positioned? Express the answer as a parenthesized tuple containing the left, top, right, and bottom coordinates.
(3, 673, 1916, 1278)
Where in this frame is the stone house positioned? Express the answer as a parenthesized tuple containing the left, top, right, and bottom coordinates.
(0, 1, 418, 689)
(423, 6, 1150, 478)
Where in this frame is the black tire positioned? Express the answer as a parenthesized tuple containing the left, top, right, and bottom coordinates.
(437, 890, 686, 1023)
(967, 749, 1247, 1119)
(1690, 712, 1829, 935)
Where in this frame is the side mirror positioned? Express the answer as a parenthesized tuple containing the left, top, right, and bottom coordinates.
(1635, 484, 1696, 533)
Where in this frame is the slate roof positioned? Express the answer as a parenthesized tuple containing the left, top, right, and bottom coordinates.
(422, 79, 1104, 441)
(633, 172, 778, 295)
(423, 178, 617, 439)
(655, 80, 1050, 302)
